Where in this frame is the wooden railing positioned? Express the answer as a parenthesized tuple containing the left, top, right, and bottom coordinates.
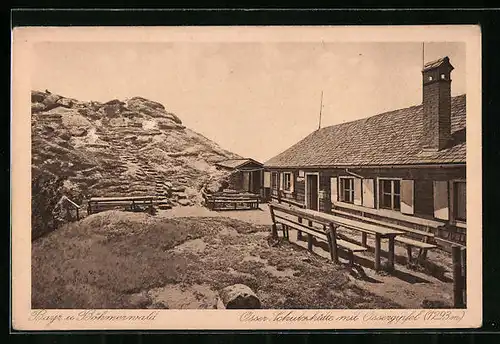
(57, 195, 81, 221)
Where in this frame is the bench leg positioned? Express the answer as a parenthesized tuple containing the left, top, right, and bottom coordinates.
(417, 248, 427, 264)
(407, 245, 413, 264)
(282, 224, 286, 238)
(271, 224, 278, 239)
(297, 230, 303, 240)
(348, 251, 355, 267)
(374, 234, 381, 271)
(387, 236, 395, 272)
(307, 234, 313, 252)
(361, 232, 367, 247)
(418, 248, 428, 263)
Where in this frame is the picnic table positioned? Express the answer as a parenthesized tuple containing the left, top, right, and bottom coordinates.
(270, 202, 404, 271)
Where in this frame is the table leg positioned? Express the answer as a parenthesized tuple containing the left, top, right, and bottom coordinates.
(329, 223, 339, 264)
(361, 232, 367, 247)
(374, 233, 381, 271)
(388, 236, 395, 272)
(407, 245, 413, 264)
(307, 234, 313, 251)
(297, 217, 303, 240)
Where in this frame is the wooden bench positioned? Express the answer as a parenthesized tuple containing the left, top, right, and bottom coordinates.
(209, 197, 260, 211)
(88, 196, 156, 215)
(331, 208, 437, 263)
(202, 189, 260, 211)
(396, 236, 437, 263)
(270, 205, 367, 266)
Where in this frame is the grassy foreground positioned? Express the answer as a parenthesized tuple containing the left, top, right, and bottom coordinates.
(32, 211, 401, 309)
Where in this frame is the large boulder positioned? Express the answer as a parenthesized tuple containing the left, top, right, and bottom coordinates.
(31, 91, 47, 103)
(175, 192, 188, 199)
(126, 97, 183, 124)
(56, 97, 75, 108)
(177, 199, 191, 206)
(31, 102, 46, 113)
(128, 292, 151, 308)
(128, 96, 165, 110)
(218, 284, 261, 309)
(99, 100, 126, 118)
(69, 127, 88, 137)
(42, 94, 62, 111)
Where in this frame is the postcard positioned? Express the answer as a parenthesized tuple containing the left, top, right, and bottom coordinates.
(11, 24, 482, 330)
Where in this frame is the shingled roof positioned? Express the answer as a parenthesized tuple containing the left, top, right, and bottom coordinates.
(264, 94, 466, 168)
(216, 158, 263, 169)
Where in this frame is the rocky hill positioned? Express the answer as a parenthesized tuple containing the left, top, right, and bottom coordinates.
(31, 90, 241, 207)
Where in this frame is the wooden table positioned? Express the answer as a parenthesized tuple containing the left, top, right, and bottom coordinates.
(271, 202, 404, 271)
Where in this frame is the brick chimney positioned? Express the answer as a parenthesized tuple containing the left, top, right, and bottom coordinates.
(421, 56, 454, 151)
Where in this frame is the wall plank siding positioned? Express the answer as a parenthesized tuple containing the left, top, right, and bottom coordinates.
(266, 166, 465, 244)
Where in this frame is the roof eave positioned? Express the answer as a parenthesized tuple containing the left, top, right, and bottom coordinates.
(263, 162, 466, 169)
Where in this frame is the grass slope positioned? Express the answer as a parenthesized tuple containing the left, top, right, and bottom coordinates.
(32, 211, 401, 309)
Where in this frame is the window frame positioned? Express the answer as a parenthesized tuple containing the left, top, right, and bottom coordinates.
(339, 176, 355, 204)
(453, 180, 466, 222)
(378, 178, 402, 211)
(271, 172, 279, 190)
(282, 172, 293, 192)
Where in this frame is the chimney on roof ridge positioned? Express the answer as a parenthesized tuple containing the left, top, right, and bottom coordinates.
(421, 56, 454, 151)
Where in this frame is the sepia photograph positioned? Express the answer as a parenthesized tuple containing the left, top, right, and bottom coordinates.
(11, 25, 482, 330)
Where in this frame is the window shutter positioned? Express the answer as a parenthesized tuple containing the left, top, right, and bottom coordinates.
(433, 181, 449, 220)
(354, 178, 362, 205)
(279, 173, 283, 190)
(290, 173, 295, 192)
(401, 180, 415, 215)
(330, 177, 338, 203)
(264, 172, 271, 188)
(362, 179, 375, 208)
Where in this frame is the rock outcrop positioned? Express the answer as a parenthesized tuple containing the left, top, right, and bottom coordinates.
(31, 90, 241, 208)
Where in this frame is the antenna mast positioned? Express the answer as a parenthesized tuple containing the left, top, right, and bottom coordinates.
(318, 90, 324, 130)
(422, 42, 425, 68)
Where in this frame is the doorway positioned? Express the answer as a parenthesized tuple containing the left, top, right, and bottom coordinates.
(306, 173, 319, 211)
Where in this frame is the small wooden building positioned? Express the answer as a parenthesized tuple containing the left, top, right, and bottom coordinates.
(263, 56, 466, 247)
(215, 158, 264, 196)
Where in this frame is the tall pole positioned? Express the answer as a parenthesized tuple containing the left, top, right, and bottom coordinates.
(318, 90, 323, 130)
(422, 42, 425, 68)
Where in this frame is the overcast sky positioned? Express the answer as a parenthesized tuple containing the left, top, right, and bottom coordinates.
(32, 41, 465, 163)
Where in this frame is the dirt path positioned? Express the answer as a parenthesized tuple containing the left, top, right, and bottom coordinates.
(287, 228, 453, 308)
(158, 204, 454, 309)
(156, 204, 274, 226)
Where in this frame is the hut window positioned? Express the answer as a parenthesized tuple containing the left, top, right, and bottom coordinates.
(379, 179, 401, 211)
(282, 172, 292, 191)
(454, 181, 466, 221)
(339, 177, 354, 203)
(271, 172, 279, 190)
